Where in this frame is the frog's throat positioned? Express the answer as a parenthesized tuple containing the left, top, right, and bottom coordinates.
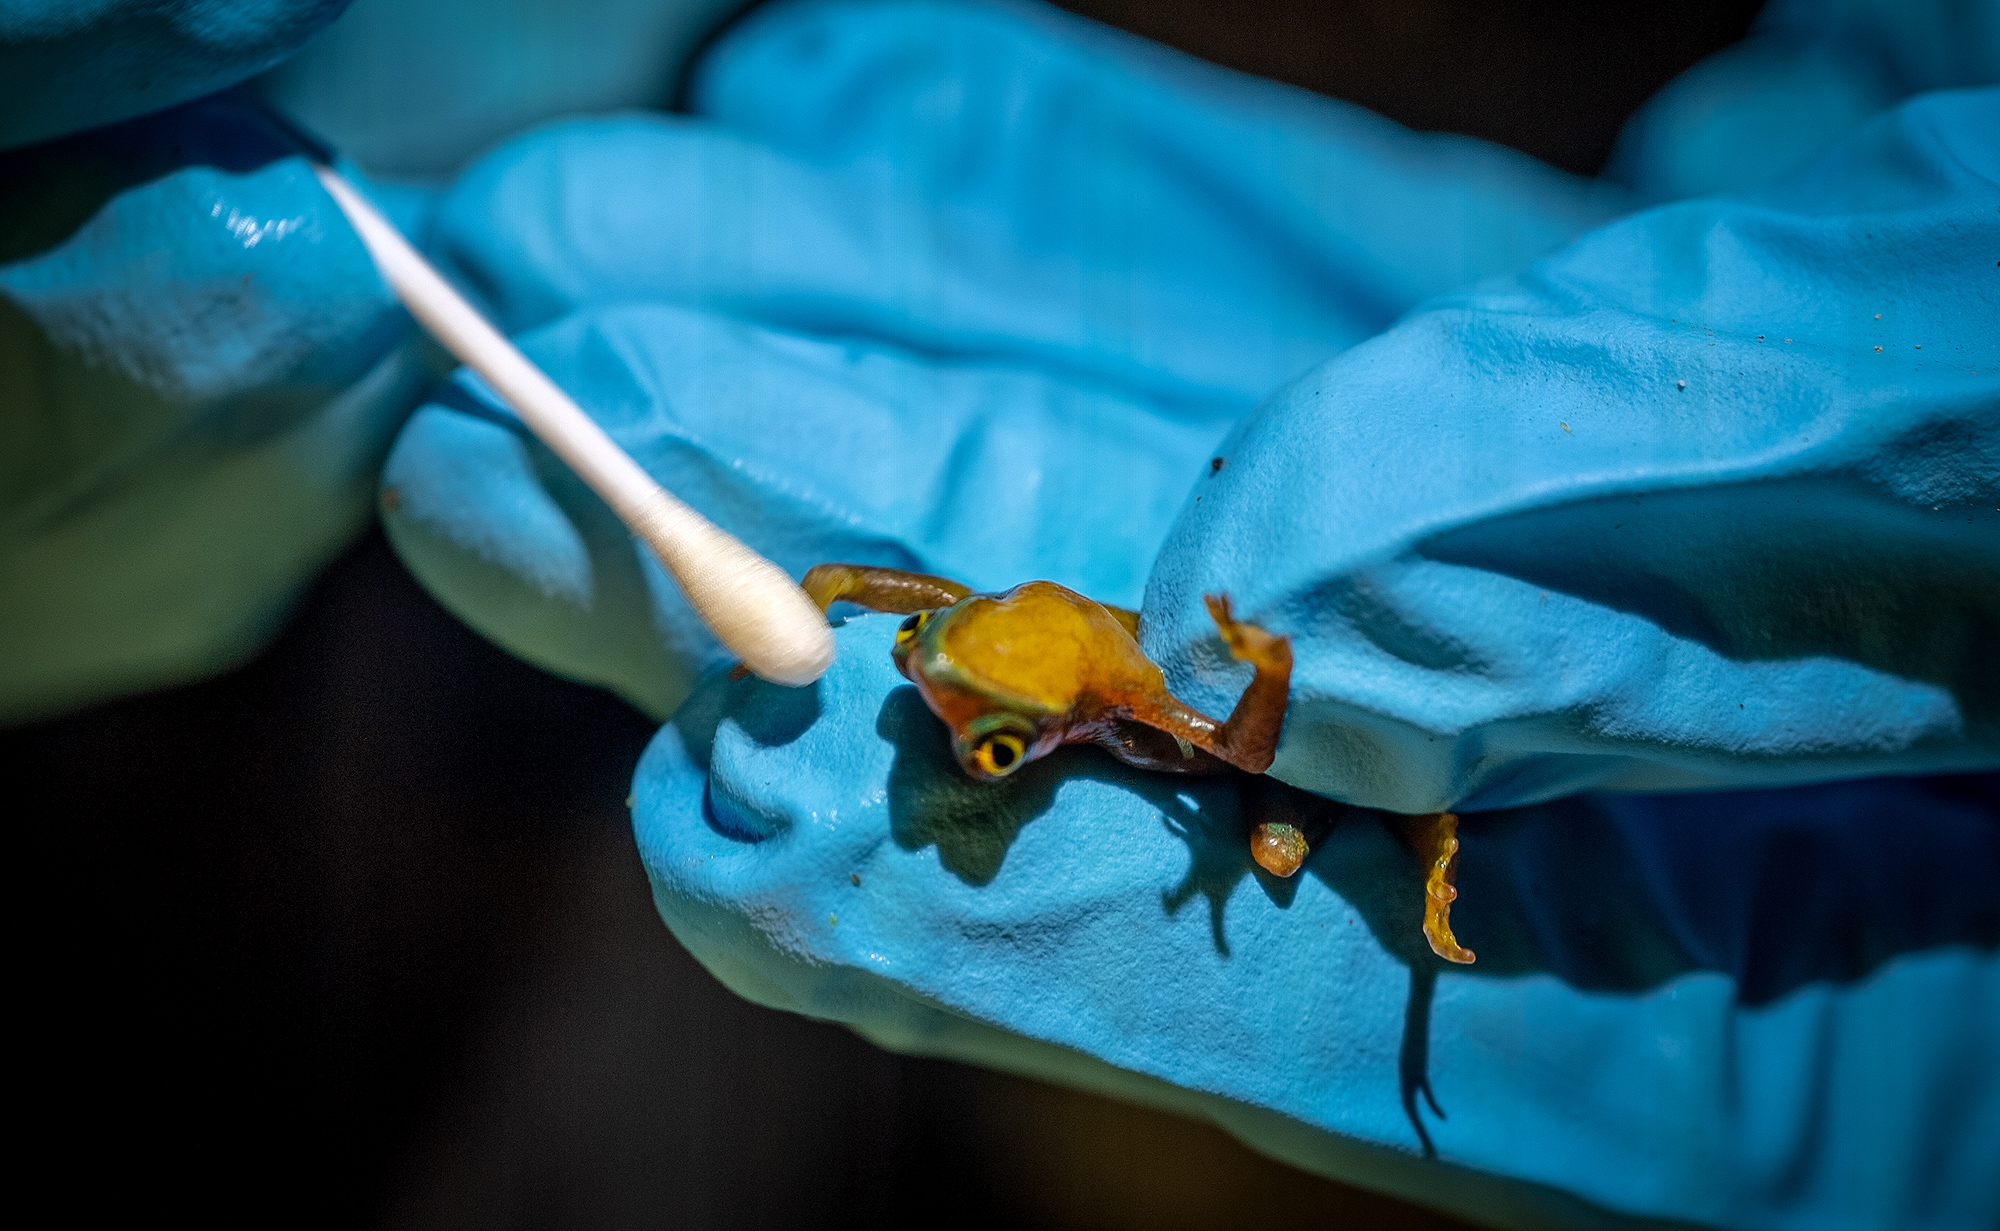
(917, 651, 1066, 721)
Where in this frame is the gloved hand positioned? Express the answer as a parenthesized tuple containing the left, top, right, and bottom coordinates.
(372, 0, 2000, 1226)
(1, 0, 351, 149)
(625, 89, 1999, 1228)
(640, 620, 2000, 1231)
(390, 0, 1626, 717)
(0, 93, 427, 723)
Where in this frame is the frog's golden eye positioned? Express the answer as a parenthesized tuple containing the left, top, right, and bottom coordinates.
(895, 610, 931, 645)
(973, 731, 1028, 777)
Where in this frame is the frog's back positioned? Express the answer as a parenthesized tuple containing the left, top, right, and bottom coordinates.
(936, 582, 1161, 713)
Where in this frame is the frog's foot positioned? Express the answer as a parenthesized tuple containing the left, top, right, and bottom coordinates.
(1250, 821, 1309, 877)
(1409, 812, 1474, 964)
(1204, 594, 1291, 674)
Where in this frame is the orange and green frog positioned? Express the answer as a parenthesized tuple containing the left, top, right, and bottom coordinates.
(797, 563, 1474, 965)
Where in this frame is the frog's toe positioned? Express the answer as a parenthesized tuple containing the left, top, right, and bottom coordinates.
(1205, 593, 1290, 670)
(1202, 592, 1235, 634)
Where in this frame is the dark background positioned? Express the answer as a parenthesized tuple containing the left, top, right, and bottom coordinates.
(9, 2, 1764, 1227)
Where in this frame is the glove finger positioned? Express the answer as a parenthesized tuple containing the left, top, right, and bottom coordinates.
(635, 613, 2000, 1229)
(1606, 0, 2000, 202)
(1, 0, 350, 148)
(694, 0, 1629, 308)
(1143, 89, 2000, 812)
(432, 0, 1627, 409)
(381, 301, 1233, 718)
(255, 0, 738, 177)
(0, 93, 425, 724)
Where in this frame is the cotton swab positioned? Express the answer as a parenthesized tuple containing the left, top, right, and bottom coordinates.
(312, 165, 834, 689)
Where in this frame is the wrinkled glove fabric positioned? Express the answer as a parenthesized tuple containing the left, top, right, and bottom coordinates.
(395, 0, 1624, 717)
(1145, 89, 2000, 814)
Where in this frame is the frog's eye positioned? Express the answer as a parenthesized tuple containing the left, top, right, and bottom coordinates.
(972, 731, 1028, 777)
(895, 610, 931, 646)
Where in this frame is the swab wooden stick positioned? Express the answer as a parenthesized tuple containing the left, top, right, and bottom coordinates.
(314, 165, 834, 687)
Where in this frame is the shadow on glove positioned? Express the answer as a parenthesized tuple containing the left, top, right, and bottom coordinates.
(864, 671, 2000, 1155)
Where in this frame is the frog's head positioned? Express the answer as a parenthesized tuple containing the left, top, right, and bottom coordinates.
(888, 592, 1083, 781)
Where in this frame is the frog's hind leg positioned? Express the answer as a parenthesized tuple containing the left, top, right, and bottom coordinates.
(1203, 594, 1292, 775)
(1408, 812, 1475, 964)
(800, 564, 973, 615)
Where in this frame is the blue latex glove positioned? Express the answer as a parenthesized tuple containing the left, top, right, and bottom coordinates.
(0, 94, 427, 723)
(391, 0, 1625, 715)
(373, 0, 2000, 1225)
(640, 624, 1999, 1230)
(1, 0, 350, 148)
(626, 91, 1999, 1228)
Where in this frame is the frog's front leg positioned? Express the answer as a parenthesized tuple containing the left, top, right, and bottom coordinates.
(1194, 593, 1311, 877)
(800, 563, 972, 615)
(1122, 594, 1299, 866)
(1123, 594, 1291, 774)
(1201, 594, 1292, 773)
(728, 565, 978, 680)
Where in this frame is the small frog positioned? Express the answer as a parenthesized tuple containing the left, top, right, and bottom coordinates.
(797, 563, 1473, 964)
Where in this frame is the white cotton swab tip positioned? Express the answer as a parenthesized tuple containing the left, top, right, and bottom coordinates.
(313, 165, 835, 688)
